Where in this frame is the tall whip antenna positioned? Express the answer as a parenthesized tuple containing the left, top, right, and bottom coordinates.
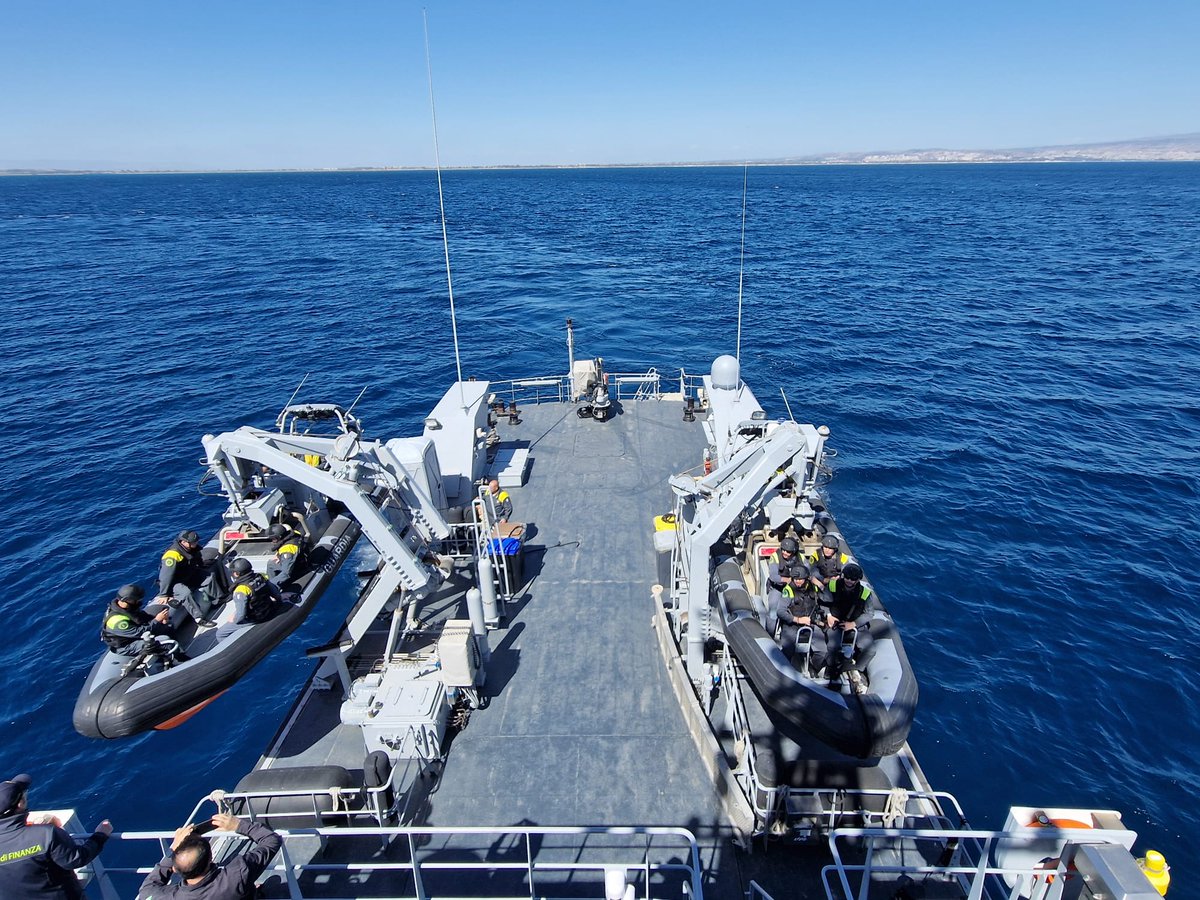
(735, 164, 748, 379)
(423, 10, 466, 404)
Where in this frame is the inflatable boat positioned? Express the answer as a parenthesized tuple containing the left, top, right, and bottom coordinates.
(712, 555, 918, 760)
(73, 514, 360, 739)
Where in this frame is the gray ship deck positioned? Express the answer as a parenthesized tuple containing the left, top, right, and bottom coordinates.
(255, 397, 766, 896)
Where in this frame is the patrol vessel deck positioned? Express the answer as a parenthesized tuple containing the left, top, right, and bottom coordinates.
(70, 346, 1166, 900)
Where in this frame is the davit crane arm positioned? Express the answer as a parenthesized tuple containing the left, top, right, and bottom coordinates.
(201, 425, 450, 649)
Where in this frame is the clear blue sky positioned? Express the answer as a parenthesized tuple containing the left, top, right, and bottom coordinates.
(3, 0, 1197, 169)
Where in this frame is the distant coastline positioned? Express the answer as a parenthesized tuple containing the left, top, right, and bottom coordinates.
(4, 133, 1198, 176)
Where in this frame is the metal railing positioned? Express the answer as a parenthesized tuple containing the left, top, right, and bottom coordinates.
(488, 369, 695, 406)
(490, 375, 572, 406)
(746, 881, 777, 900)
(609, 369, 662, 401)
(178, 756, 425, 832)
(84, 824, 704, 900)
(822, 825, 1139, 900)
(475, 483, 518, 606)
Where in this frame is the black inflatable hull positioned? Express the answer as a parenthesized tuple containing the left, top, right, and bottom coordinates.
(714, 559, 917, 759)
(73, 516, 360, 739)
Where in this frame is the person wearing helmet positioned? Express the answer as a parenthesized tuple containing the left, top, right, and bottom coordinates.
(155, 530, 216, 627)
(764, 536, 801, 622)
(267, 523, 306, 587)
(808, 532, 851, 589)
(817, 562, 875, 683)
(767, 537, 800, 588)
(225, 559, 283, 627)
(774, 563, 829, 674)
(100, 584, 184, 664)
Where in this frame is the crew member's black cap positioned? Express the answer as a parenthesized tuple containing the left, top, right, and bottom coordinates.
(178, 530, 200, 544)
(0, 774, 31, 814)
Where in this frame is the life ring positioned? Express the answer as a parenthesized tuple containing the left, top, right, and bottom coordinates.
(1030, 817, 1092, 830)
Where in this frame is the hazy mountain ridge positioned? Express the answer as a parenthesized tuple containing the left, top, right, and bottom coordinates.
(4, 134, 1199, 174)
(769, 133, 1200, 165)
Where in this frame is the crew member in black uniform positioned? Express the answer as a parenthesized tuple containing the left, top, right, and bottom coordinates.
(266, 523, 305, 586)
(199, 546, 232, 610)
(227, 558, 283, 625)
(762, 537, 799, 629)
(818, 562, 874, 683)
(773, 563, 829, 674)
(100, 584, 184, 668)
(808, 532, 850, 589)
(155, 530, 216, 626)
(0, 773, 113, 900)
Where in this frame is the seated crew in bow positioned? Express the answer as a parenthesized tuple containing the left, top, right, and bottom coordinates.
(266, 523, 306, 586)
(100, 584, 186, 669)
(817, 562, 874, 684)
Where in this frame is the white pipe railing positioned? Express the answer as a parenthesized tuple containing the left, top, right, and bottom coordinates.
(83, 824, 703, 900)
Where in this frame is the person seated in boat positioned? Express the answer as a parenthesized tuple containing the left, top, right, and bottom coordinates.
(807, 532, 851, 590)
(766, 536, 800, 591)
(817, 562, 874, 681)
(266, 523, 306, 586)
(155, 530, 217, 627)
(774, 564, 828, 674)
(763, 536, 801, 622)
(100, 584, 186, 665)
(224, 558, 285, 627)
(199, 546, 232, 610)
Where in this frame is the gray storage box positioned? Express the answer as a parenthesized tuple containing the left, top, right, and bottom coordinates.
(340, 668, 449, 762)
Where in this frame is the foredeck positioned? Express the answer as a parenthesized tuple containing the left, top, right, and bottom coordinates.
(253, 396, 761, 895)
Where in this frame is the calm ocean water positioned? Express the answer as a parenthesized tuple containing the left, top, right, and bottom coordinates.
(1, 164, 1197, 890)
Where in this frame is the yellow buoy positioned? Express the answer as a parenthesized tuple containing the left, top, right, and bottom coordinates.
(1137, 850, 1170, 896)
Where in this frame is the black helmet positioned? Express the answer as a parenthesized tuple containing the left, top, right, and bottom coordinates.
(116, 584, 144, 605)
(178, 529, 200, 544)
(269, 524, 288, 540)
(789, 562, 811, 581)
(201, 547, 220, 563)
(231, 558, 253, 577)
(822, 533, 841, 550)
(779, 537, 799, 555)
(842, 562, 864, 581)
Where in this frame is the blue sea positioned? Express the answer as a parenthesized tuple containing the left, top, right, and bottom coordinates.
(1, 164, 1197, 891)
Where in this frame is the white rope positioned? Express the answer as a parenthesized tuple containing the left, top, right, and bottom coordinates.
(882, 786, 910, 828)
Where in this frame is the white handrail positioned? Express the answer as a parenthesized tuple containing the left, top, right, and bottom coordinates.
(84, 824, 703, 900)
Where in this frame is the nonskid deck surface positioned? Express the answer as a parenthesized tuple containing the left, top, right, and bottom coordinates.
(255, 399, 758, 894)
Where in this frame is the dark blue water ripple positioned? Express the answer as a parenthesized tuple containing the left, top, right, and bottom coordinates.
(1, 163, 1198, 887)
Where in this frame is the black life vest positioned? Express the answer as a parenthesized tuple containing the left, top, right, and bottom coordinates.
(100, 602, 144, 650)
(232, 573, 276, 623)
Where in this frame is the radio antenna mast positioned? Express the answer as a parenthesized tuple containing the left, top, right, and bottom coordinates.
(423, 10, 466, 405)
(735, 164, 748, 385)
(282, 373, 309, 411)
